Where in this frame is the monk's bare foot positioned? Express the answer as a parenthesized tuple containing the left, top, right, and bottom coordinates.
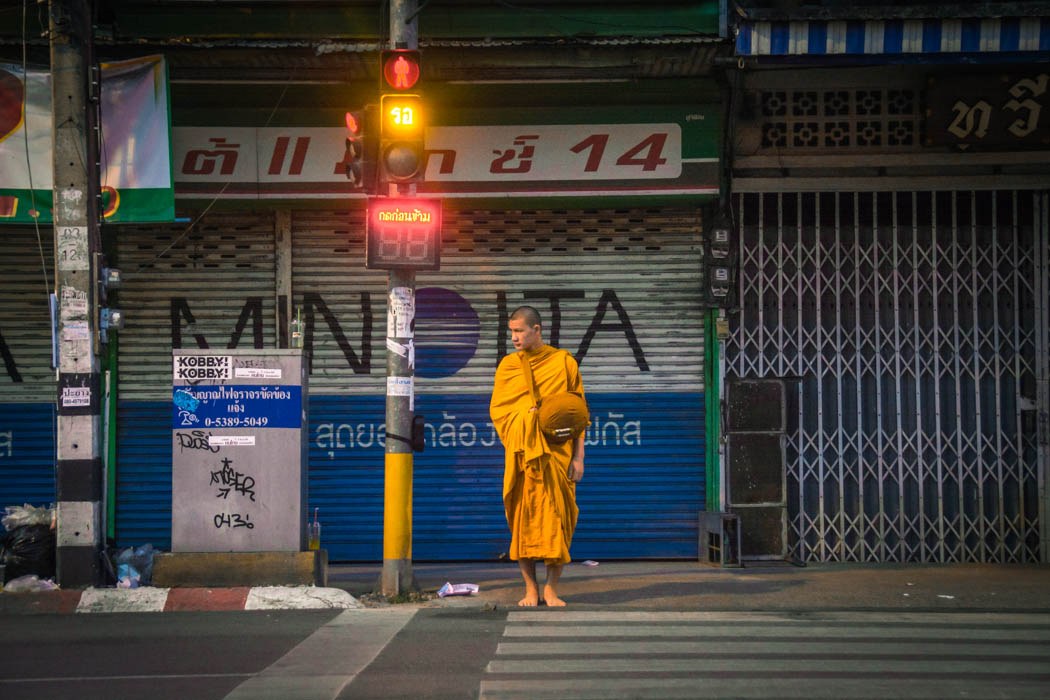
(543, 585, 567, 607)
(518, 587, 540, 607)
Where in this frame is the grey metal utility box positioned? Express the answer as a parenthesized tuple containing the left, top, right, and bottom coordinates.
(698, 511, 742, 567)
(171, 349, 308, 552)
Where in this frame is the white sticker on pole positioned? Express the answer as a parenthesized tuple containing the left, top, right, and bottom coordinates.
(56, 226, 90, 271)
(386, 338, 416, 370)
(208, 435, 256, 447)
(60, 286, 89, 319)
(387, 375, 414, 411)
(62, 320, 91, 340)
(61, 386, 91, 407)
(387, 287, 415, 338)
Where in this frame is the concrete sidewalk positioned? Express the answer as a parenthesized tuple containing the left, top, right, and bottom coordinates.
(331, 560, 1050, 611)
(4, 560, 1050, 613)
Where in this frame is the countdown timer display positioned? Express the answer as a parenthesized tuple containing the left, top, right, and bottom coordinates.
(365, 198, 442, 270)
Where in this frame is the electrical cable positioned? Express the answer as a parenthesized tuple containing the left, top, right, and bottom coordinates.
(142, 82, 291, 269)
(22, 0, 49, 297)
(405, 0, 433, 24)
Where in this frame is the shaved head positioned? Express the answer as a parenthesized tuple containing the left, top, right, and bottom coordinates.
(510, 305, 541, 329)
(509, 305, 543, 351)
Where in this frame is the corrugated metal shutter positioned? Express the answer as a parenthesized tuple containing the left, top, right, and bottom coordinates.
(0, 402, 56, 519)
(112, 207, 706, 558)
(0, 227, 57, 518)
(115, 213, 276, 546)
(295, 206, 706, 560)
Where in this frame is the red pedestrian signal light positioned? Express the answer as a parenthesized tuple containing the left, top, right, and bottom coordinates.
(342, 107, 377, 192)
(345, 111, 360, 134)
(381, 50, 421, 91)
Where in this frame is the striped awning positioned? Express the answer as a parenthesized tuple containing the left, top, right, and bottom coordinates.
(736, 17, 1050, 56)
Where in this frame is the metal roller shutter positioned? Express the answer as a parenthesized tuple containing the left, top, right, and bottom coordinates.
(115, 213, 276, 546)
(111, 206, 707, 558)
(295, 206, 706, 561)
(0, 227, 57, 515)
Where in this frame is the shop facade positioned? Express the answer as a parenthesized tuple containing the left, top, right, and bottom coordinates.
(726, 9, 1050, 563)
(108, 81, 722, 560)
(1, 0, 729, 563)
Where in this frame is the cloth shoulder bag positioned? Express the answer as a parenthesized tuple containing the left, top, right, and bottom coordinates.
(520, 351, 589, 444)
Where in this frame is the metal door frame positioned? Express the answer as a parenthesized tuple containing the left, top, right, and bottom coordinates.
(1037, 193, 1050, 563)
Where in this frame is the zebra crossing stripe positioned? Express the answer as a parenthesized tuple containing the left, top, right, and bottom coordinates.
(505, 610, 1050, 625)
(481, 611, 1050, 700)
(501, 623, 1050, 640)
(479, 677, 1050, 700)
(496, 639, 1050, 657)
(487, 656, 1047, 675)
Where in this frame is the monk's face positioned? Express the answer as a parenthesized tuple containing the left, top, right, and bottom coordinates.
(509, 317, 542, 352)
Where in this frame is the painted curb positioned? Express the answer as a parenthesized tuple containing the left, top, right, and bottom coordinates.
(0, 586, 360, 614)
(245, 586, 363, 610)
(78, 587, 171, 613)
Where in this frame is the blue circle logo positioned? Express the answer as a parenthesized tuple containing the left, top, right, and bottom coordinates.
(414, 287, 480, 378)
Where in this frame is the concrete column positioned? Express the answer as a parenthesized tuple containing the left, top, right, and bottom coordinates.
(51, 0, 103, 587)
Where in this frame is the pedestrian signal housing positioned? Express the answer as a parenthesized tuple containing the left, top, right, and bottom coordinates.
(342, 107, 377, 192)
(379, 94, 424, 184)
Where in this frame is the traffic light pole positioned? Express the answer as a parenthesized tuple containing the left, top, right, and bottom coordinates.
(381, 0, 418, 597)
(382, 270, 416, 595)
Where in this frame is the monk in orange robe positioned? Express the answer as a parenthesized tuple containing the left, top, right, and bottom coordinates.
(490, 305, 586, 606)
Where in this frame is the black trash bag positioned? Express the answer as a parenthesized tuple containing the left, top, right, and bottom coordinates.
(1, 524, 56, 583)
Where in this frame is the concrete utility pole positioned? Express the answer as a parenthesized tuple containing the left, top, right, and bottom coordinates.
(50, 0, 104, 587)
(381, 0, 419, 597)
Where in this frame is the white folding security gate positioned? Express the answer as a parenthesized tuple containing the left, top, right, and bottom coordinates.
(726, 190, 1048, 563)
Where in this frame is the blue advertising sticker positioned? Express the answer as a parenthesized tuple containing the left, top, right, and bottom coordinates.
(172, 385, 302, 430)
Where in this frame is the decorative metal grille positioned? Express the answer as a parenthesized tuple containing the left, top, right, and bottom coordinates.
(726, 191, 1044, 563)
(757, 88, 920, 151)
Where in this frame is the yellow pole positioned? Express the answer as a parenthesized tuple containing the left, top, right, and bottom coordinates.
(383, 452, 413, 561)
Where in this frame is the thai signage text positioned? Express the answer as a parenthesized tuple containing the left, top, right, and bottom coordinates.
(927, 73, 1049, 149)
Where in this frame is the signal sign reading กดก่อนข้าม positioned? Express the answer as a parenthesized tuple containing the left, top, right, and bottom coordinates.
(365, 198, 441, 271)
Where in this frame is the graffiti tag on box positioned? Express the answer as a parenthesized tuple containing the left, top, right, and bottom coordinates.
(208, 456, 257, 530)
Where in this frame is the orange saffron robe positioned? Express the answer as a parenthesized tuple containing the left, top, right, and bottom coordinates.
(490, 345, 586, 565)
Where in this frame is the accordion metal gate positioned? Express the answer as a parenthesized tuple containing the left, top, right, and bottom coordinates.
(726, 190, 1047, 563)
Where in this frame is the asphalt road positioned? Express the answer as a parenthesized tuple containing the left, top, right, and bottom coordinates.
(0, 610, 341, 700)
(3, 608, 1050, 699)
